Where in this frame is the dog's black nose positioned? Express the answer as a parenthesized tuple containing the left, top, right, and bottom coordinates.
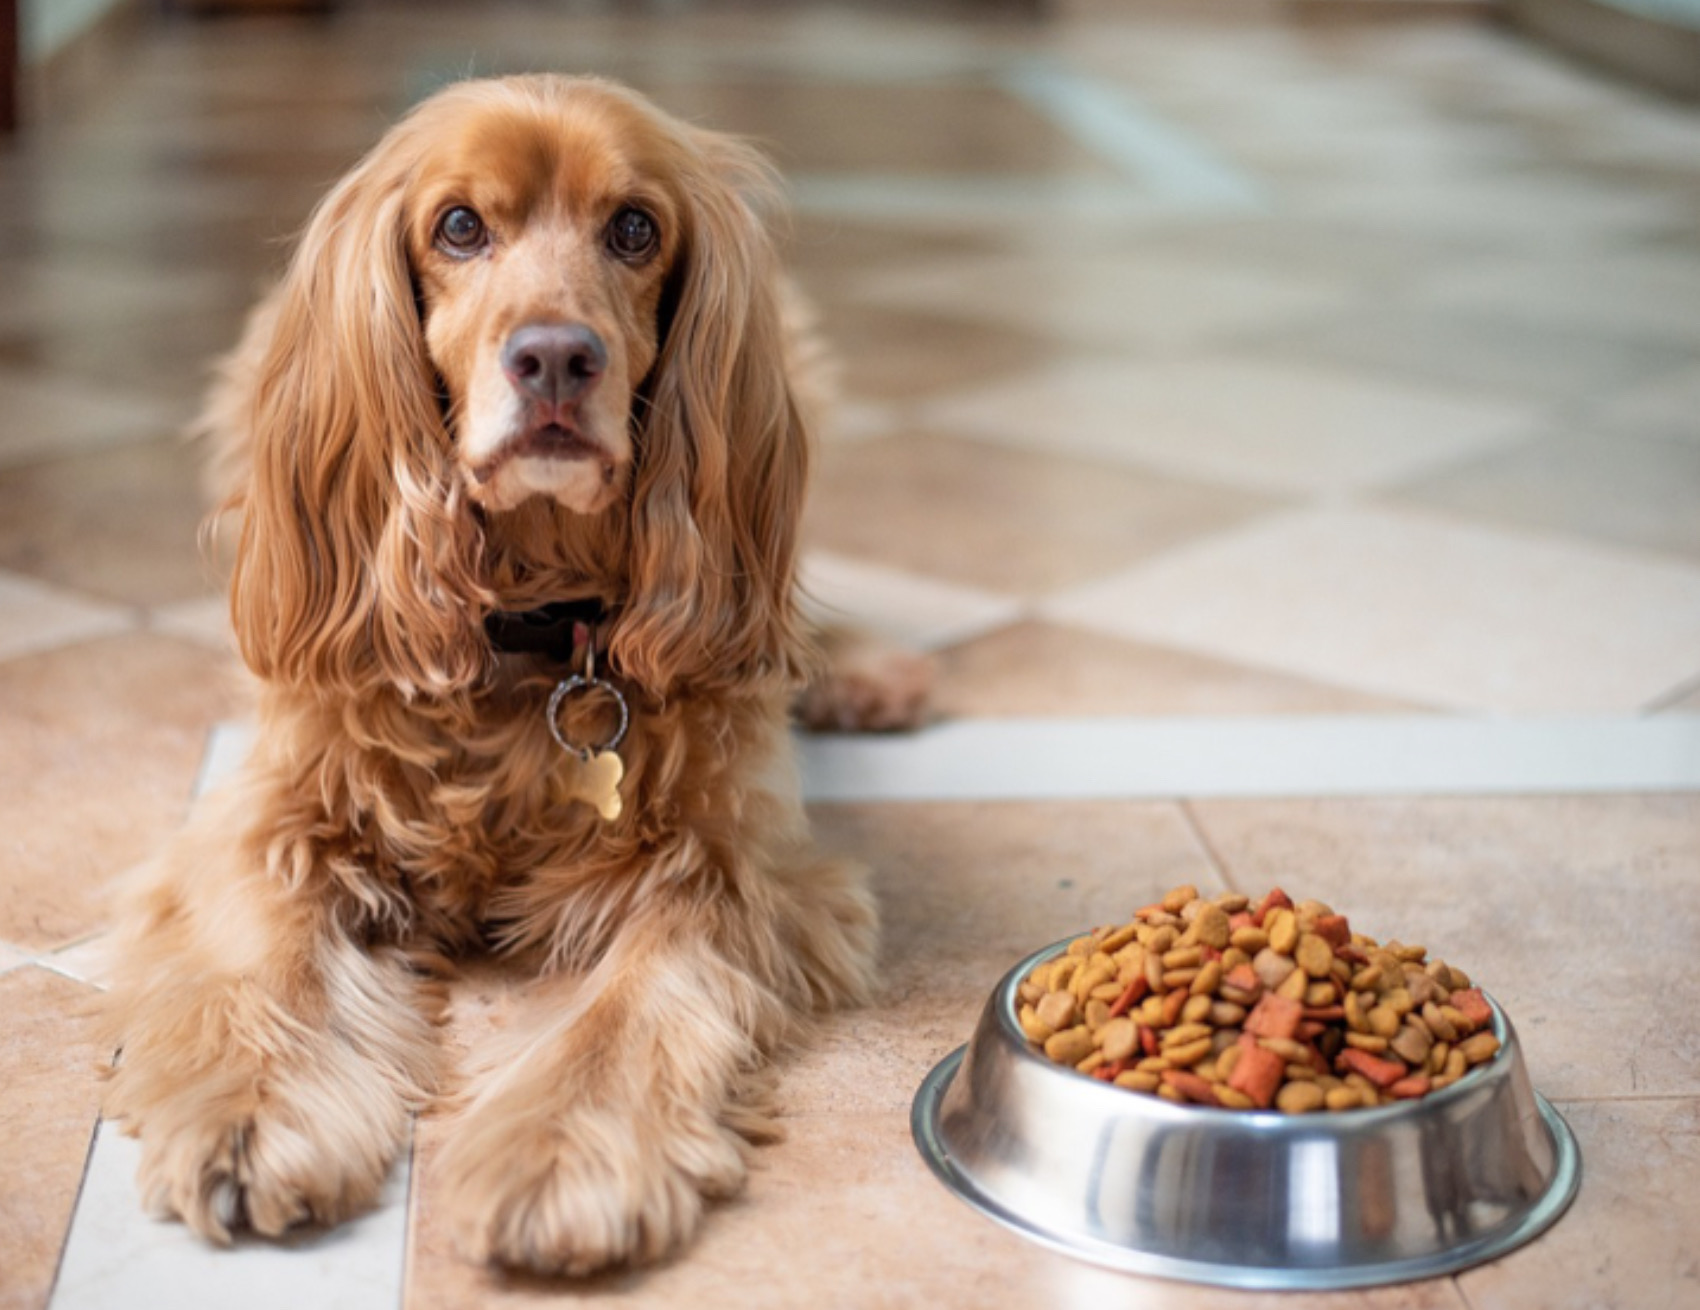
(501, 324, 608, 405)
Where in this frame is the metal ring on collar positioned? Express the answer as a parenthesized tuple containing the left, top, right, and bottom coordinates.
(545, 675, 630, 759)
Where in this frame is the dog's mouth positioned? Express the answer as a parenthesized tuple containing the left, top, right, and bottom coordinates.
(470, 421, 615, 486)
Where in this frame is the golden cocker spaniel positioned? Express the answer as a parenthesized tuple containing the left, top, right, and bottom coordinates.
(101, 74, 903, 1275)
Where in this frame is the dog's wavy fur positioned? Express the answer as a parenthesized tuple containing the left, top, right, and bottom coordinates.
(100, 76, 883, 1275)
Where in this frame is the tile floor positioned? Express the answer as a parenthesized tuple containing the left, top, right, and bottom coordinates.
(2, 2, 1698, 1308)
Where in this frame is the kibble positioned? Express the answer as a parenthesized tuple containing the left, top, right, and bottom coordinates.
(1025, 885, 1501, 1113)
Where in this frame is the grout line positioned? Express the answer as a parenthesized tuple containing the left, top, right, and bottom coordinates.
(1644, 670, 1700, 714)
(1177, 800, 1243, 896)
(1547, 1091, 1700, 1105)
(397, 1117, 419, 1310)
(45, 1114, 103, 1310)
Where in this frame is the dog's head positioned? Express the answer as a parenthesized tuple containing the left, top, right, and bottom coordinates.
(230, 76, 808, 699)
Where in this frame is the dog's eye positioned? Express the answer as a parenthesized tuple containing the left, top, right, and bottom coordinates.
(435, 206, 489, 255)
(606, 206, 659, 262)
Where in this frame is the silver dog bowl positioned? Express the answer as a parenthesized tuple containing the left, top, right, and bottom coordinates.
(913, 941, 1580, 1290)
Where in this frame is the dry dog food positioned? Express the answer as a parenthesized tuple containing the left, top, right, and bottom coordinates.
(1017, 885, 1500, 1112)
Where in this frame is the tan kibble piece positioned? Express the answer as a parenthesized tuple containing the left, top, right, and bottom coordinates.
(1276, 968, 1311, 1002)
(1296, 932, 1334, 979)
(1036, 989, 1077, 1033)
(1162, 885, 1199, 914)
(1192, 904, 1233, 950)
(1267, 909, 1299, 955)
(1044, 1025, 1096, 1065)
(1099, 1018, 1138, 1063)
(1459, 1032, 1502, 1065)
(1276, 1081, 1327, 1114)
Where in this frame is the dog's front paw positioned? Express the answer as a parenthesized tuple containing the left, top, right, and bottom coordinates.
(439, 1099, 749, 1275)
(131, 1076, 398, 1242)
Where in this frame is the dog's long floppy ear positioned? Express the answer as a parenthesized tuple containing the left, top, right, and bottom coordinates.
(227, 128, 490, 700)
(613, 131, 811, 697)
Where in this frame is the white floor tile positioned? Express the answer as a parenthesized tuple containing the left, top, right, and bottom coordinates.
(1592, 363, 1700, 446)
(51, 1120, 413, 1310)
(800, 714, 1700, 802)
(43, 932, 118, 991)
(0, 369, 183, 470)
(0, 940, 32, 975)
(0, 570, 134, 664)
(799, 551, 1022, 652)
(1041, 505, 1700, 713)
(148, 595, 236, 652)
(918, 358, 1535, 496)
(1416, 252, 1700, 348)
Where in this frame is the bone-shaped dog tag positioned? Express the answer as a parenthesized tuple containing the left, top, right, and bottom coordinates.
(562, 749, 624, 822)
(545, 672, 629, 823)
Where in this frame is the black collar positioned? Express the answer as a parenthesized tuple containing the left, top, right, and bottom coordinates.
(484, 598, 607, 664)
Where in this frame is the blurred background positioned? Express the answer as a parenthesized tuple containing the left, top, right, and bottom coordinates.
(3, 4, 1700, 1309)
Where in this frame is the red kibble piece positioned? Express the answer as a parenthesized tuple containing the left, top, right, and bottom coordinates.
(1314, 914, 1352, 948)
(1451, 987, 1493, 1031)
(1162, 1069, 1220, 1106)
(1338, 1048, 1407, 1089)
(1108, 975, 1149, 1018)
(1244, 992, 1303, 1041)
(1227, 1042, 1286, 1109)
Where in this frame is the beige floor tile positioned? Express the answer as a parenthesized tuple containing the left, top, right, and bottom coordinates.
(0, 967, 105, 1310)
(919, 359, 1537, 497)
(1456, 1098, 1700, 1310)
(1043, 505, 1700, 713)
(815, 302, 1070, 404)
(805, 433, 1286, 597)
(0, 633, 241, 951)
(1184, 795, 1700, 1101)
(675, 77, 1121, 182)
(0, 438, 222, 607)
(406, 1107, 1469, 1310)
(853, 250, 1356, 354)
(1388, 431, 1700, 563)
(0, 569, 133, 664)
(0, 255, 240, 338)
(0, 367, 181, 470)
(790, 800, 1220, 1118)
(934, 621, 1430, 718)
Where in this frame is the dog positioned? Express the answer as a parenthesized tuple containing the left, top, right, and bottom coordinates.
(101, 74, 920, 1275)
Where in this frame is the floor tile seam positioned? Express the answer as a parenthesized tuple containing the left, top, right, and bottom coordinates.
(1545, 1092, 1700, 1106)
(1176, 799, 1245, 898)
(44, 1112, 103, 1310)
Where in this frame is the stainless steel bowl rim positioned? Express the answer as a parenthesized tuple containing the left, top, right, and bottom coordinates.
(912, 937, 1583, 1290)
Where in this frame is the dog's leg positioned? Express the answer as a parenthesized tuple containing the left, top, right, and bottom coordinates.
(101, 779, 439, 1242)
(438, 849, 876, 1275)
